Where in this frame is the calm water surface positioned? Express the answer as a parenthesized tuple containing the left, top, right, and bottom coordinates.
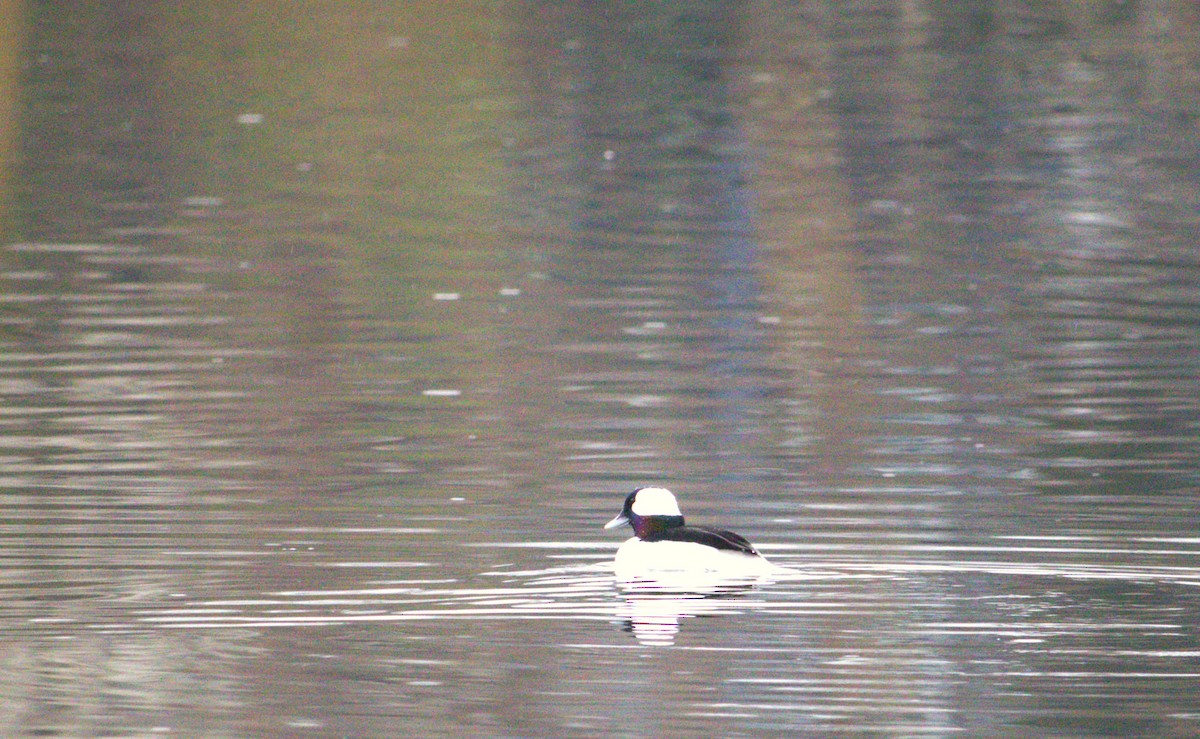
(3, 1, 1200, 736)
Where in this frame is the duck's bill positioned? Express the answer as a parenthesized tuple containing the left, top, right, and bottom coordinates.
(604, 513, 629, 529)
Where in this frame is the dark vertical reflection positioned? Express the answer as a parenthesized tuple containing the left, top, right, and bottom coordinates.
(829, 0, 902, 207)
(508, 0, 785, 493)
(0, 0, 24, 225)
(13, 1, 175, 241)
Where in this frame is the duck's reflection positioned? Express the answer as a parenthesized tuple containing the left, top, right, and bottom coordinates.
(614, 573, 772, 646)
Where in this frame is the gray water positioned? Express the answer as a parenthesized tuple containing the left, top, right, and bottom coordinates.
(3, 1, 1200, 736)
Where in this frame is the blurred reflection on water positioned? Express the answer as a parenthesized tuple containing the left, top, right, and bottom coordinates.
(3, 0, 1200, 736)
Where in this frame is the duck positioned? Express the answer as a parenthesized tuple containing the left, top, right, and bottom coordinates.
(604, 487, 783, 580)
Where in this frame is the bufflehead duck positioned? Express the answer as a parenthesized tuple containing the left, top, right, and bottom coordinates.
(604, 487, 781, 579)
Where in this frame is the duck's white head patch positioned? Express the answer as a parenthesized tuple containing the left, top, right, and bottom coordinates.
(631, 487, 682, 517)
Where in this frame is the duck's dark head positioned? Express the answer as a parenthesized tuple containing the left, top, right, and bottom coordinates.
(604, 486, 686, 539)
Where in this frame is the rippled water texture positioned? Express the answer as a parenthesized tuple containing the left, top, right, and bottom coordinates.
(3, 1, 1200, 736)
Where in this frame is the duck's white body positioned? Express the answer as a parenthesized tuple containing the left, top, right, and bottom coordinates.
(612, 536, 783, 579)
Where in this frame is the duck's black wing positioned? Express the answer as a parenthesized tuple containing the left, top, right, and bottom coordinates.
(648, 525, 760, 556)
